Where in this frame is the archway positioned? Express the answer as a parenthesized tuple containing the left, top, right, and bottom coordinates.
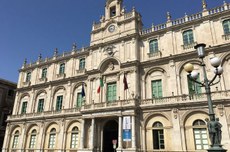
(103, 120, 118, 152)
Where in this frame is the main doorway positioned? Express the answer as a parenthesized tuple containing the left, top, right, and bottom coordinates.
(103, 120, 118, 152)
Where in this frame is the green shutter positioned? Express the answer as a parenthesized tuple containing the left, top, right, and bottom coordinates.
(149, 40, 159, 53)
(187, 74, 202, 95)
(21, 102, 27, 114)
(223, 20, 230, 34)
(183, 30, 194, 45)
(37, 99, 44, 112)
(152, 80, 163, 98)
(56, 96, 63, 111)
(79, 58, 85, 70)
(107, 83, 116, 102)
(76, 93, 82, 107)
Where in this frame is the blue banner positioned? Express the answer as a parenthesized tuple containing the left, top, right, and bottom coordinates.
(123, 129, 131, 141)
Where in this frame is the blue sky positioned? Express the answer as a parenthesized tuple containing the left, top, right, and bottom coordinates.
(0, 0, 226, 83)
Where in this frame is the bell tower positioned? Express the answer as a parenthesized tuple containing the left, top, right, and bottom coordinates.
(105, 0, 123, 20)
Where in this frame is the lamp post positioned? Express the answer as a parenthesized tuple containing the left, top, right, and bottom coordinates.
(184, 43, 226, 152)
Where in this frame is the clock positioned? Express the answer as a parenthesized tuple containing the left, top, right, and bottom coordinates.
(108, 25, 115, 33)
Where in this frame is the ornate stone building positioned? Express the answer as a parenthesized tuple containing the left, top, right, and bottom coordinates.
(0, 78, 16, 149)
(2, 0, 230, 152)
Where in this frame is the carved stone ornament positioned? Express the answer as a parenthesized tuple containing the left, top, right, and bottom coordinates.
(109, 62, 114, 71)
(173, 108, 178, 119)
(104, 45, 117, 57)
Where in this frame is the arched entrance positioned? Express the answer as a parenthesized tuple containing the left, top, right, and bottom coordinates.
(103, 120, 118, 152)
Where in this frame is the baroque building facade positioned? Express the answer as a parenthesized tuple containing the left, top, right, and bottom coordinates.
(3, 0, 230, 152)
(0, 78, 16, 149)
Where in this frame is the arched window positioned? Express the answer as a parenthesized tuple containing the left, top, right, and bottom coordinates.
(29, 129, 37, 148)
(223, 19, 230, 35)
(152, 122, 165, 150)
(48, 128, 56, 148)
(70, 127, 79, 148)
(12, 130, 19, 148)
(193, 119, 208, 150)
(149, 39, 159, 54)
(183, 30, 194, 45)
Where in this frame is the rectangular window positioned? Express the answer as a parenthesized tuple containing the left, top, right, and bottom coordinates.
(76, 93, 83, 108)
(183, 30, 194, 45)
(29, 135, 36, 148)
(48, 134, 56, 148)
(79, 58, 85, 70)
(56, 95, 63, 111)
(194, 128, 209, 150)
(21, 102, 27, 114)
(107, 83, 117, 102)
(41, 68, 47, 79)
(149, 39, 159, 53)
(26, 72, 31, 82)
(71, 133, 79, 148)
(153, 130, 165, 149)
(37, 99, 44, 112)
(59, 63, 65, 74)
(187, 74, 202, 95)
(151, 80, 163, 98)
(12, 135, 19, 148)
(223, 20, 230, 34)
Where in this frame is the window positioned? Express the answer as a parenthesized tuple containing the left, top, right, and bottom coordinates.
(59, 63, 65, 74)
(26, 72, 31, 82)
(71, 127, 79, 148)
(76, 93, 83, 108)
(151, 80, 163, 98)
(187, 74, 201, 95)
(107, 83, 117, 102)
(183, 30, 194, 45)
(193, 120, 208, 150)
(29, 129, 37, 148)
(48, 128, 56, 148)
(12, 130, 19, 148)
(37, 99, 44, 112)
(149, 39, 159, 53)
(21, 102, 27, 114)
(41, 68, 47, 79)
(152, 122, 165, 149)
(223, 19, 230, 35)
(79, 58, 85, 70)
(56, 95, 63, 111)
(110, 6, 116, 17)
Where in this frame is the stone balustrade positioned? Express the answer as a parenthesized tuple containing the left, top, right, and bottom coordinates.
(7, 90, 230, 121)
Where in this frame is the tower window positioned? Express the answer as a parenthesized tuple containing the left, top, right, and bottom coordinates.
(110, 6, 116, 17)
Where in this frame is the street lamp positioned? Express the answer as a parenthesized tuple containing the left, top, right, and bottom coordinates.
(184, 43, 226, 152)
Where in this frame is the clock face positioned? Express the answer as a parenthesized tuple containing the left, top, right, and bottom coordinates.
(108, 25, 115, 33)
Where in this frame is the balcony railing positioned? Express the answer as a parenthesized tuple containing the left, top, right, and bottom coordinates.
(8, 90, 230, 121)
(141, 90, 230, 107)
(182, 42, 197, 50)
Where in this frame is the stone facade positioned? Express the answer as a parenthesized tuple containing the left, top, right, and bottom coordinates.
(0, 78, 16, 149)
(3, 0, 230, 152)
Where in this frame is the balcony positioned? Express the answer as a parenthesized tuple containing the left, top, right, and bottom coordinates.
(140, 90, 230, 108)
(182, 42, 197, 50)
(8, 91, 230, 121)
(222, 34, 230, 40)
(148, 51, 162, 58)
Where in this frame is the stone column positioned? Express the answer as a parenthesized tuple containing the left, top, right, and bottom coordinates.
(80, 119, 85, 149)
(20, 124, 26, 152)
(131, 116, 136, 149)
(2, 125, 10, 152)
(90, 118, 95, 149)
(118, 116, 123, 149)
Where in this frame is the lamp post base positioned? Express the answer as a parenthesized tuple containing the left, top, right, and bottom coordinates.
(207, 145, 227, 152)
